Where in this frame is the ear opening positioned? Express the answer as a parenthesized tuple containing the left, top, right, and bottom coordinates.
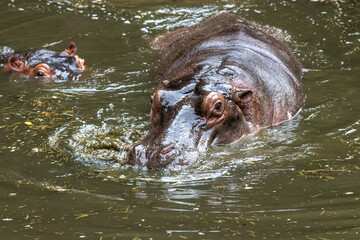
(65, 42, 77, 56)
(233, 89, 253, 121)
(238, 90, 253, 104)
(8, 55, 26, 72)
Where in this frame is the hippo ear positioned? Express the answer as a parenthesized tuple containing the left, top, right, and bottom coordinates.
(234, 89, 253, 105)
(233, 89, 253, 121)
(7, 55, 26, 72)
(65, 42, 77, 56)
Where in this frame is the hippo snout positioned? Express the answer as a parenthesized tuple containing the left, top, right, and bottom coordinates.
(127, 143, 200, 169)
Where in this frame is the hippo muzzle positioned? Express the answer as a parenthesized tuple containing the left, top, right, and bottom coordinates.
(127, 84, 252, 169)
(128, 99, 206, 169)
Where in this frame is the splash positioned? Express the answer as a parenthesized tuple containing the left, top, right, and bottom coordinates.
(49, 124, 143, 165)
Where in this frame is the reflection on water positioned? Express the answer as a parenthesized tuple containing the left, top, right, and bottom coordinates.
(0, 0, 359, 239)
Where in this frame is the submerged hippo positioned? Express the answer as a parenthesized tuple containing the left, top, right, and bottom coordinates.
(127, 13, 305, 169)
(0, 42, 85, 80)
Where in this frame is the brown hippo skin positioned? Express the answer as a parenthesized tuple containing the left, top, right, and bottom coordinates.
(127, 13, 305, 169)
(0, 42, 85, 80)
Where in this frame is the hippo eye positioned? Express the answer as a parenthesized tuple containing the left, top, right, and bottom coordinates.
(214, 102, 222, 112)
(37, 71, 44, 77)
(201, 92, 227, 128)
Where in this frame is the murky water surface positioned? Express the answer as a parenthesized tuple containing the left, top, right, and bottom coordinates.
(0, 0, 359, 239)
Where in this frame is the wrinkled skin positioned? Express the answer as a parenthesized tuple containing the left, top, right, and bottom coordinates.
(127, 13, 305, 169)
(1, 42, 85, 80)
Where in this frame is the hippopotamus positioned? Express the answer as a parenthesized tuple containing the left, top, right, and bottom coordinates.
(0, 42, 85, 80)
(127, 13, 305, 169)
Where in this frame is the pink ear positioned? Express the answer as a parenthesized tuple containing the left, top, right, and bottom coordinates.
(65, 42, 77, 56)
(8, 55, 26, 72)
(238, 90, 253, 104)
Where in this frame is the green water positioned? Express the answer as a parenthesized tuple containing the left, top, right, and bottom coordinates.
(0, 0, 359, 239)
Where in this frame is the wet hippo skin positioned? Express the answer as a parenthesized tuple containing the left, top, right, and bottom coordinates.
(0, 42, 85, 80)
(127, 13, 305, 169)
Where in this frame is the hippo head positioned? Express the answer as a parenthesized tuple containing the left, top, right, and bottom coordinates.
(127, 67, 256, 169)
(127, 12, 305, 169)
(4, 42, 85, 80)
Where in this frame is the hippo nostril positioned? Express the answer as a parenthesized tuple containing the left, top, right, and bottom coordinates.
(161, 147, 174, 155)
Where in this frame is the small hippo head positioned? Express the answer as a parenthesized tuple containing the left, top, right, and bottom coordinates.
(4, 42, 85, 80)
(127, 67, 255, 169)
